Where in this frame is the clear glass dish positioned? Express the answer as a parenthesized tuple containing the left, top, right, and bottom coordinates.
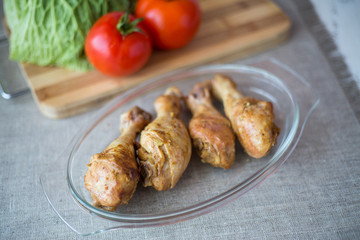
(40, 59, 319, 236)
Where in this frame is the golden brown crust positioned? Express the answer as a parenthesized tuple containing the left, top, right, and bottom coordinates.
(186, 81, 235, 169)
(138, 87, 192, 191)
(84, 106, 152, 210)
(84, 145, 139, 209)
(211, 74, 280, 158)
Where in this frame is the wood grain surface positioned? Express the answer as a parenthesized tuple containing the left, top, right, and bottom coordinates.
(22, 0, 291, 118)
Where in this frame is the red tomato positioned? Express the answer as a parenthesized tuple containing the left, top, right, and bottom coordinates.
(85, 12, 152, 77)
(135, 0, 201, 50)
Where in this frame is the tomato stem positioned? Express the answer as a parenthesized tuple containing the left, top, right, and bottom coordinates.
(116, 13, 144, 37)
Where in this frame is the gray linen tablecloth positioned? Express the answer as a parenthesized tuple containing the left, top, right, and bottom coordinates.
(1, 0, 359, 239)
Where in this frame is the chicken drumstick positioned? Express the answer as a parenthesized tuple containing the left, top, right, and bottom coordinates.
(211, 74, 280, 158)
(186, 81, 235, 169)
(84, 106, 152, 211)
(138, 87, 192, 191)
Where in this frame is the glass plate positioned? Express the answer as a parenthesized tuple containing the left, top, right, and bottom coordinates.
(40, 59, 319, 236)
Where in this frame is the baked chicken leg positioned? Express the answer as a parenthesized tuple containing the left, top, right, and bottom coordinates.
(186, 81, 235, 169)
(138, 87, 192, 191)
(211, 74, 280, 158)
(84, 106, 152, 211)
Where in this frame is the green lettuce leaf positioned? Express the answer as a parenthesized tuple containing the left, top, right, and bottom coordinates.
(4, 0, 132, 71)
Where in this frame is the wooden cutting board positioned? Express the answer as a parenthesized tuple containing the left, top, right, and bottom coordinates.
(22, 0, 290, 118)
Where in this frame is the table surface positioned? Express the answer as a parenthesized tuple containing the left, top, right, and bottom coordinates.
(1, 0, 359, 239)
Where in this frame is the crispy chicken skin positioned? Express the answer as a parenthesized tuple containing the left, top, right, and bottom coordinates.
(186, 81, 235, 169)
(211, 74, 280, 158)
(138, 87, 192, 191)
(84, 106, 152, 211)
